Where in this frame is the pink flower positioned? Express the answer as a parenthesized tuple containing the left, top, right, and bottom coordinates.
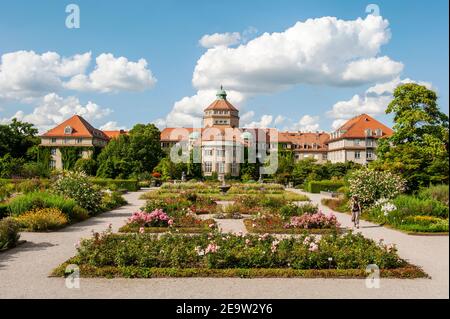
(139, 227, 145, 234)
(205, 243, 219, 254)
(168, 219, 174, 227)
(208, 223, 215, 228)
(308, 243, 319, 252)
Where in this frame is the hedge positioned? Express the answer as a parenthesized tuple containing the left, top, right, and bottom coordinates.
(306, 180, 345, 193)
(90, 179, 140, 191)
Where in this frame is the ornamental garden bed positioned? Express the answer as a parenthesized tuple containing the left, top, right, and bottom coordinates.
(118, 209, 217, 234)
(52, 230, 427, 279)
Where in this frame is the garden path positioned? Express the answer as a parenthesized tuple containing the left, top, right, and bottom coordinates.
(0, 188, 448, 298)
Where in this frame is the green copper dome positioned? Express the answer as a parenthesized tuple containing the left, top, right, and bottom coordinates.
(216, 85, 227, 100)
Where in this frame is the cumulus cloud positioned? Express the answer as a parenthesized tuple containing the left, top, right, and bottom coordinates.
(100, 121, 126, 131)
(244, 114, 274, 128)
(65, 53, 156, 93)
(199, 32, 241, 48)
(1, 93, 112, 133)
(0, 51, 156, 101)
(163, 14, 402, 127)
(328, 77, 432, 130)
(0, 51, 91, 100)
(290, 115, 320, 131)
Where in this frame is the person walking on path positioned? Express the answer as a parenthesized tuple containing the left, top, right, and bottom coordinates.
(351, 195, 362, 229)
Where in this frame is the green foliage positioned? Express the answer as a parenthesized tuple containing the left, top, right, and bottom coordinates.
(72, 231, 406, 271)
(100, 191, 128, 211)
(373, 83, 449, 191)
(291, 158, 360, 187)
(153, 156, 186, 180)
(306, 180, 345, 193)
(15, 208, 68, 231)
(348, 169, 406, 207)
(74, 158, 97, 176)
(20, 162, 50, 178)
(0, 119, 39, 159)
(90, 178, 140, 191)
(0, 154, 25, 178)
(0, 218, 21, 251)
(0, 203, 9, 219)
(7, 191, 78, 219)
(279, 203, 318, 219)
(52, 171, 102, 214)
(60, 147, 83, 170)
(418, 184, 449, 205)
(97, 124, 163, 179)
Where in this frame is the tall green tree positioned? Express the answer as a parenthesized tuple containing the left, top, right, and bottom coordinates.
(0, 119, 39, 159)
(96, 123, 163, 179)
(373, 83, 449, 190)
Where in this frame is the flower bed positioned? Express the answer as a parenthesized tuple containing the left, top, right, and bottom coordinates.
(119, 209, 216, 233)
(244, 211, 341, 234)
(52, 229, 427, 278)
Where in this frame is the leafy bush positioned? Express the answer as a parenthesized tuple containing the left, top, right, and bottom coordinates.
(127, 209, 173, 227)
(52, 171, 102, 214)
(306, 180, 345, 193)
(0, 217, 20, 250)
(15, 208, 68, 231)
(73, 230, 405, 270)
(260, 196, 287, 208)
(16, 179, 43, 194)
(0, 203, 9, 219)
(418, 185, 449, 205)
(279, 203, 318, 219)
(0, 181, 15, 202)
(100, 191, 128, 211)
(8, 191, 78, 218)
(90, 178, 140, 191)
(74, 158, 97, 176)
(348, 169, 406, 207)
(143, 198, 191, 217)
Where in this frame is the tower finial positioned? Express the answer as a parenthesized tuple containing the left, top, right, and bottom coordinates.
(216, 85, 227, 100)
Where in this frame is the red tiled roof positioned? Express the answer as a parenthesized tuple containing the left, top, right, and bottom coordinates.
(329, 114, 393, 141)
(102, 130, 128, 139)
(41, 115, 109, 140)
(204, 99, 238, 111)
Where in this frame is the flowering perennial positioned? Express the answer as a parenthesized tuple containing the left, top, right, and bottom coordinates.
(128, 209, 173, 227)
(285, 211, 340, 229)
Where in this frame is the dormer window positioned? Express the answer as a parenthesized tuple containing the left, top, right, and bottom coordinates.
(64, 126, 73, 135)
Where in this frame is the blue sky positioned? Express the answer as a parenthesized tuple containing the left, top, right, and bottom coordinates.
(0, 0, 448, 132)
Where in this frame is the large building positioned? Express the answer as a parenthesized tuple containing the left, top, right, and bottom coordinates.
(40, 115, 125, 169)
(327, 114, 393, 165)
(161, 88, 394, 176)
(41, 88, 393, 173)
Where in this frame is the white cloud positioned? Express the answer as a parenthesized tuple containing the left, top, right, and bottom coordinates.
(290, 115, 320, 131)
(328, 77, 432, 130)
(65, 53, 156, 93)
(1, 93, 112, 133)
(274, 115, 286, 125)
(199, 32, 242, 48)
(100, 121, 126, 131)
(163, 15, 402, 127)
(0, 51, 91, 100)
(244, 114, 273, 128)
(0, 51, 156, 101)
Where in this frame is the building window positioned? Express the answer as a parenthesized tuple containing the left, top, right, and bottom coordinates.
(51, 148, 57, 156)
(63, 138, 68, 144)
(64, 126, 73, 135)
(355, 151, 361, 159)
(204, 162, 212, 173)
(216, 149, 225, 157)
(354, 139, 360, 145)
(204, 149, 213, 156)
(49, 160, 56, 169)
(51, 138, 57, 143)
(218, 162, 225, 174)
(76, 138, 82, 144)
(322, 153, 327, 160)
(232, 163, 238, 175)
(367, 150, 373, 159)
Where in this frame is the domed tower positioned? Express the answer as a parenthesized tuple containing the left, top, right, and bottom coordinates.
(203, 86, 240, 128)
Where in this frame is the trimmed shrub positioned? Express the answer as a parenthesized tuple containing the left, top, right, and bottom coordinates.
(74, 158, 97, 176)
(100, 192, 128, 211)
(306, 180, 345, 193)
(279, 203, 319, 219)
(90, 178, 140, 191)
(0, 217, 20, 250)
(16, 208, 68, 231)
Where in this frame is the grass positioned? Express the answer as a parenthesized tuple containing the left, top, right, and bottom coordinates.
(52, 257, 428, 279)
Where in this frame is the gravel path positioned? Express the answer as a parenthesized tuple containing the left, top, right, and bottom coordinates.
(0, 189, 448, 299)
